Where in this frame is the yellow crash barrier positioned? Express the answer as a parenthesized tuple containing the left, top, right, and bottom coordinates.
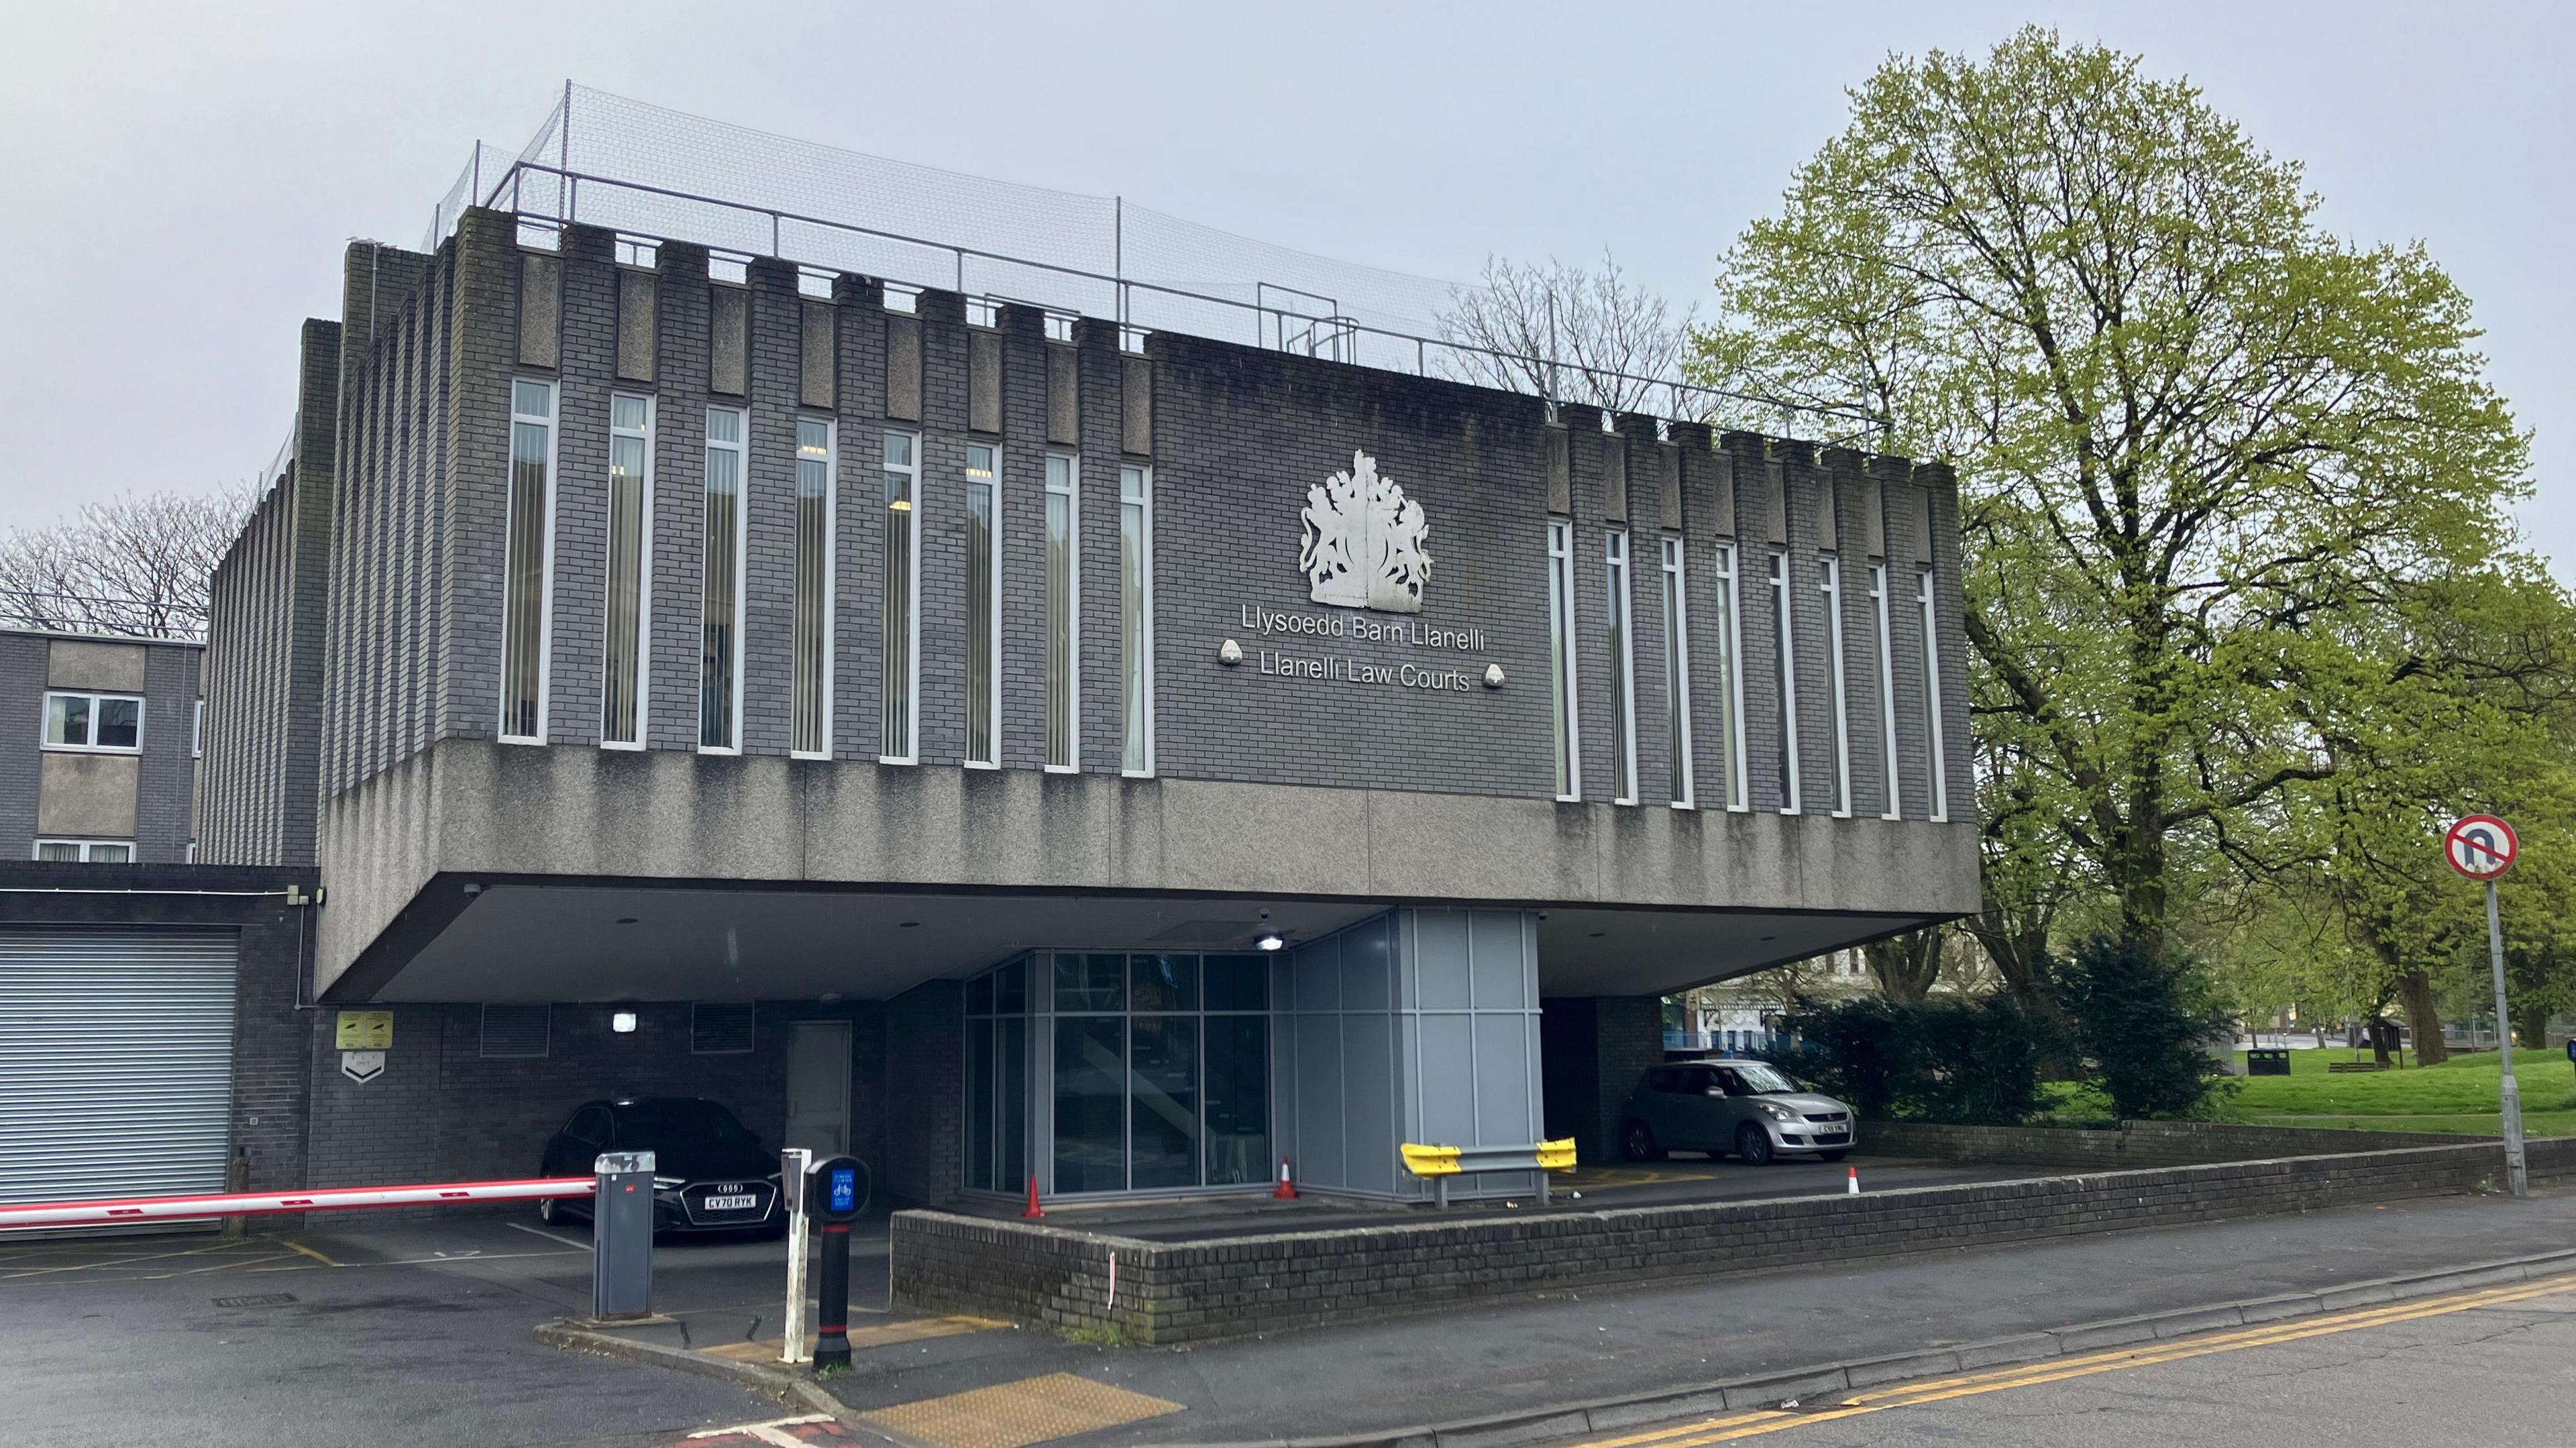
(1399, 1142, 1462, 1177)
(1535, 1137, 1577, 1172)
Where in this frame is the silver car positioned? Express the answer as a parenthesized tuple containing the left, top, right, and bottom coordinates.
(1619, 1060, 1855, 1165)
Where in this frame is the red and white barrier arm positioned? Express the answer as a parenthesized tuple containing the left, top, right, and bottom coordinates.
(0, 1176, 594, 1230)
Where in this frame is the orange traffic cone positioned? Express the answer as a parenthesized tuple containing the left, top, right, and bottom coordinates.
(1846, 1166, 1860, 1195)
(1273, 1156, 1297, 1200)
(1022, 1174, 1044, 1219)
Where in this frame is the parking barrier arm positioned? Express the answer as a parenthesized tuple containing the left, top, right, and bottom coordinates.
(0, 1177, 595, 1230)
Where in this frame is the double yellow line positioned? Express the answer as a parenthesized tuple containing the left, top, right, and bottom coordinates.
(1568, 1272, 2576, 1446)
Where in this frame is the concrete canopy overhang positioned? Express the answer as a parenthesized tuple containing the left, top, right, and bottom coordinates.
(323, 873, 1949, 1005)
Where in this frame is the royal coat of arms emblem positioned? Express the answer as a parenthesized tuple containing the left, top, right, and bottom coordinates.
(1298, 451, 1432, 612)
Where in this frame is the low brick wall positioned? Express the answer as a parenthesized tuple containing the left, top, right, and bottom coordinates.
(1861, 1119, 2490, 1169)
(892, 1135, 2573, 1345)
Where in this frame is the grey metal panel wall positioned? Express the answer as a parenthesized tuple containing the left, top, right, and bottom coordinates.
(0, 926, 238, 1203)
(1276, 907, 1542, 1202)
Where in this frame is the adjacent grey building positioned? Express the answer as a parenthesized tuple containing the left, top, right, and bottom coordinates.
(179, 105, 1979, 1208)
(0, 628, 202, 865)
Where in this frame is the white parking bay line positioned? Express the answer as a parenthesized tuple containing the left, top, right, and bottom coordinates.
(508, 1221, 594, 1251)
(690, 1412, 836, 1446)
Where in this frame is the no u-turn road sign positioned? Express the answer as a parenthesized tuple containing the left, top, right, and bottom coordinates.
(2445, 814, 2519, 879)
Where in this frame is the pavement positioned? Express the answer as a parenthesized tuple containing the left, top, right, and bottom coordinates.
(5, 1166, 2574, 1448)
(0, 1214, 800, 1448)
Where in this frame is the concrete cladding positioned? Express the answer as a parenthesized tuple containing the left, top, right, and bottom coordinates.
(201, 205, 1979, 1000)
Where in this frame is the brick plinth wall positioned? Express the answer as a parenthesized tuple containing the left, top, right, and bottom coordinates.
(892, 1135, 2575, 1345)
(1860, 1119, 2496, 1168)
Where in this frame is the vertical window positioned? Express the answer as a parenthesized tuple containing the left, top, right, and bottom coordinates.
(1819, 558, 1852, 816)
(1659, 537, 1693, 807)
(1605, 531, 1637, 805)
(1119, 464, 1154, 775)
(792, 419, 835, 757)
(879, 431, 920, 762)
(501, 379, 555, 742)
(699, 407, 745, 751)
(1044, 453, 1079, 770)
(1546, 520, 1580, 801)
(1709, 544, 1748, 810)
(1870, 563, 1900, 818)
(1015, 950, 1269, 1196)
(1919, 568, 1949, 822)
(602, 394, 653, 747)
(965, 445, 1000, 767)
(192, 698, 204, 759)
(1768, 553, 1800, 813)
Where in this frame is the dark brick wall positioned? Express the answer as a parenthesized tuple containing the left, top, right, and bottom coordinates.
(136, 643, 201, 862)
(894, 1133, 2576, 1345)
(300, 998, 890, 1192)
(1540, 995, 1664, 1164)
(258, 206, 1970, 832)
(883, 979, 964, 1208)
(0, 634, 48, 859)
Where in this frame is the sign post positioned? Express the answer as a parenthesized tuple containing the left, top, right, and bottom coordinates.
(2444, 813, 2525, 1198)
(777, 1147, 813, 1365)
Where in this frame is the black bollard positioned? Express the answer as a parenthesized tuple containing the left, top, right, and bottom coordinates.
(806, 1156, 867, 1373)
(814, 1221, 851, 1370)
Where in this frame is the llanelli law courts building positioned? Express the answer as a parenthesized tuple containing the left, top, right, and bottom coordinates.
(196, 90, 1978, 1207)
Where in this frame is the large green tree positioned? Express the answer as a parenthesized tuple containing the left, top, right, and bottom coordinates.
(1692, 28, 2534, 954)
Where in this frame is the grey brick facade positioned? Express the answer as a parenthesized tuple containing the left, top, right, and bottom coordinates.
(0, 628, 201, 864)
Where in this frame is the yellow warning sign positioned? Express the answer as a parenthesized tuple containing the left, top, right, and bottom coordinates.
(335, 1010, 392, 1050)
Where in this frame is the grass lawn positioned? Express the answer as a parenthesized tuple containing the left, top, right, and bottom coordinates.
(2045, 1048, 2576, 1137)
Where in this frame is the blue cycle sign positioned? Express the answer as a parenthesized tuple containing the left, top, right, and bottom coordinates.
(2445, 814, 2518, 879)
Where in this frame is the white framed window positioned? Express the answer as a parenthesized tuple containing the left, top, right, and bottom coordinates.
(964, 443, 1002, 768)
(1546, 520, 1580, 801)
(44, 691, 143, 753)
(1710, 543, 1748, 810)
(1120, 463, 1155, 776)
(1659, 536, 1693, 809)
(698, 406, 748, 753)
(792, 417, 837, 759)
(1768, 553, 1801, 814)
(1918, 567, 1949, 822)
(500, 378, 558, 743)
(191, 698, 204, 759)
(879, 431, 922, 763)
(185, 841, 197, 864)
(36, 839, 131, 863)
(1044, 453, 1080, 771)
(1819, 557, 1852, 817)
(602, 394, 655, 748)
(1870, 563, 1900, 819)
(1605, 530, 1638, 805)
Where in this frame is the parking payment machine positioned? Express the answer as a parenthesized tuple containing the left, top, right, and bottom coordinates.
(808, 1155, 867, 1371)
(592, 1150, 655, 1321)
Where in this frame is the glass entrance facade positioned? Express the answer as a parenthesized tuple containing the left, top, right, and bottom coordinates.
(964, 951, 1273, 1196)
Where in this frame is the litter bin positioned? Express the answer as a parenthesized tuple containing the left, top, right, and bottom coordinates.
(2247, 1048, 2292, 1076)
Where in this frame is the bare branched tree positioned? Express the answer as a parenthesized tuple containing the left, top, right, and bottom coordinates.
(0, 487, 256, 641)
(1436, 252, 1695, 414)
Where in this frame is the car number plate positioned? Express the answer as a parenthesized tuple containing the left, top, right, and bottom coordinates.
(702, 1193, 758, 1212)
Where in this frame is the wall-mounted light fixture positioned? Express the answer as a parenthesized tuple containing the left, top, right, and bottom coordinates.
(1256, 932, 1285, 952)
(610, 1011, 639, 1034)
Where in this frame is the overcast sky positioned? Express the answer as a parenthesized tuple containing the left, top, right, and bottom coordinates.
(3, 1, 2566, 577)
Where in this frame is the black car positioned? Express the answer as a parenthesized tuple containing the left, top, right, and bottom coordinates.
(538, 1097, 785, 1235)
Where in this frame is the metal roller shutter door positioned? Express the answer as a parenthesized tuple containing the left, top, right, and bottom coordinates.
(0, 927, 238, 1205)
